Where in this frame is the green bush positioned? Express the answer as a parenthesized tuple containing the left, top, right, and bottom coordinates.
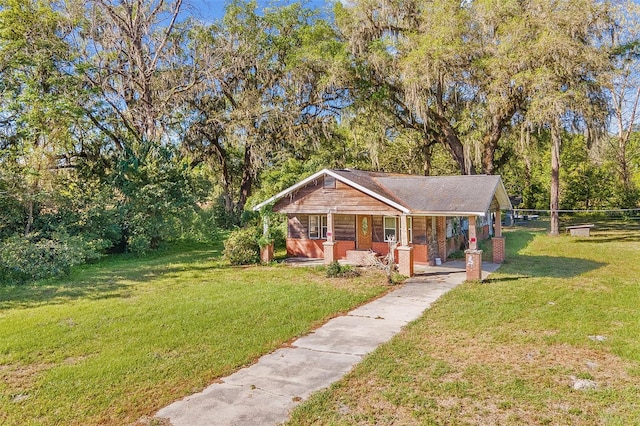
(223, 227, 260, 265)
(326, 261, 360, 278)
(0, 233, 108, 284)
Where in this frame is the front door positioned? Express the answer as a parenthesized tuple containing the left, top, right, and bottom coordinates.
(356, 215, 372, 250)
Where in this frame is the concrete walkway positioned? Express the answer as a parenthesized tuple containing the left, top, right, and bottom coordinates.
(154, 261, 501, 426)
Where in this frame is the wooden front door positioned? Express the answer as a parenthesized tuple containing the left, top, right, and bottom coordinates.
(356, 215, 372, 250)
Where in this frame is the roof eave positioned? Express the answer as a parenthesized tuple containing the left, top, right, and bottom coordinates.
(253, 169, 411, 214)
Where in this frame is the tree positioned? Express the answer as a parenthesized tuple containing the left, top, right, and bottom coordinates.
(0, 0, 83, 235)
(513, 0, 613, 235)
(604, 1, 640, 207)
(183, 0, 344, 222)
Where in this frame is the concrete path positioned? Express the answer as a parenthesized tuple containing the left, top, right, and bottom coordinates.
(154, 261, 500, 426)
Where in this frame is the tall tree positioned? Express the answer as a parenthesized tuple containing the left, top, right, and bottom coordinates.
(515, 0, 612, 235)
(78, 0, 196, 155)
(0, 0, 82, 234)
(604, 1, 640, 207)
(183, 0, 344, 221)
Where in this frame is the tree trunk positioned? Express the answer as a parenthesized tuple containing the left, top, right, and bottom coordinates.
(434, 115, 474, 175)
(421, 140, 433, 176)
(550, 120, 562, 236)
(235, 144, 254, 220)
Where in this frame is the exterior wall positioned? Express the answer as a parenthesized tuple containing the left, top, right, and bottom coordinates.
(286, 213, 354, 258)
(275, 177, 401, 216)
(286, 239, 325, 258)
(286, 212, 489, 263)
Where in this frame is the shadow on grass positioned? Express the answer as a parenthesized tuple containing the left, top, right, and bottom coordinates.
(0, 241, 224, 310)
(495, 229, 606, 279)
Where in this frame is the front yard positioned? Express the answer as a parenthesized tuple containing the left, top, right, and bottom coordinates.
(0, 241, 389, 425)
(288, 226, 640, 425)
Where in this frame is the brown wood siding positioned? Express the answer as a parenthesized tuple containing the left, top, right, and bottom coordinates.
(334, 214, 355, 241)
(412, 216, 428, 245)
(372, 216, 384, 243)
(288, 215, 308, 239)
(274, 177, 401, 215)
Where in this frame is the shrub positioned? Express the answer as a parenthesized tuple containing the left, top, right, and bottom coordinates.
(0, 233, 108, 284)
(326, 261, 360, 278)
(223, 227, 260, 265)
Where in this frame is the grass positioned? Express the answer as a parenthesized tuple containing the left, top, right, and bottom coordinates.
(0, 241, 389, 425)
(287, 225, 640, 425)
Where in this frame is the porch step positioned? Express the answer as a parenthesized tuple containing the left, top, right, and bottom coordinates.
(345, 250, 379, 266)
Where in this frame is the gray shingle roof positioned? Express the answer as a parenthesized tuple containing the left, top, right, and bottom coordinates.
(331, 169, 512, 215)
(254, 168, 512, 215)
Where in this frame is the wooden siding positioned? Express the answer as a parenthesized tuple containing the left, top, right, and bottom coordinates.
(274, 177, 401, 215)
(288, 215, 308, 240)
(412, 216, 427, 245)
(335, 214, 355, 241)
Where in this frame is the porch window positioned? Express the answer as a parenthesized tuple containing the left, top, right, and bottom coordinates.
(309, 215, 328, 239)
(384, 216, 397, 242)
(407, 216, 413, 243)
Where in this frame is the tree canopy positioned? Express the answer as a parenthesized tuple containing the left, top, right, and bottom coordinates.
(0, 0, 639, 281)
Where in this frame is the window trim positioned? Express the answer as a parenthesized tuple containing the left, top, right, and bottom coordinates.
(309, 215, 328, 240)
(383, 216, 397, 242)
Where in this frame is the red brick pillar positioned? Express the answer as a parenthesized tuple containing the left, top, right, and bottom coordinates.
(465, 249, 483, 281)
(260, 244, 274, 263)
(397, 246, 414, 277)
(492, 237, 505, 264)
(436, 216, 447, 262)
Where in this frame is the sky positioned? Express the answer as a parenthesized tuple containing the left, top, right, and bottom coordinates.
(187, 0, 334, 23)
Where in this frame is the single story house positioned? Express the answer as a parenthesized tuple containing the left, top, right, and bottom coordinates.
(253, 169, 512, 278)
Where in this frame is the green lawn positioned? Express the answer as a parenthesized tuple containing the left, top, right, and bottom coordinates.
(0, 241, 389, 425)
(288, 226, 640, 425)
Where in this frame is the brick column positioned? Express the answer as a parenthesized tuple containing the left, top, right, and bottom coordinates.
(492, 237, 505, 264)
(397, 246, 414, 277)
(323, 242, 338, 265)
(465, 249, 483, 281)
(436, 216, 447, 262)
(260, 244, 274, 263)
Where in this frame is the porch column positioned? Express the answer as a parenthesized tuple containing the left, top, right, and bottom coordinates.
(260, 213, 274, 263)
(465, 215, 483, 281)
(398, 214, 414, 277)
(436, 216, 447, 262)
(323, 210, 338, 265)
(468, 216, 478, 250)
(493, 210, 505, 264)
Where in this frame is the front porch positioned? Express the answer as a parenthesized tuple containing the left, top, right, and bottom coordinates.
(284, 257, 502, 281)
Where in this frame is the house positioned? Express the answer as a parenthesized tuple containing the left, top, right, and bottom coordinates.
(253, 169, 512, 279)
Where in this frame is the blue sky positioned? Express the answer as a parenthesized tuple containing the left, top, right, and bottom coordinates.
(187, 0, 334, 22)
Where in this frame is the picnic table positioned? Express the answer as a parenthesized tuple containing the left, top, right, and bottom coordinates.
(565, 224, 594, 237)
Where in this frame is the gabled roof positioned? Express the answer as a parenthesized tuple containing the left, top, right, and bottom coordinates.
(253, 168, 512, 216)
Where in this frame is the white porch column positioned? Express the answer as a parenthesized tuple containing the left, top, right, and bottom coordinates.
(398, 214, 414, 277)
(400, 214, 409, 246)
(323, 210, 338, 265)
(326, 211, 335, 243)
(468, 216, 478, 250)
(493, 210, 505, 264)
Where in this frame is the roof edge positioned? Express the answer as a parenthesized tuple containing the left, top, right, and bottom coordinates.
(253, 169, 411, 213)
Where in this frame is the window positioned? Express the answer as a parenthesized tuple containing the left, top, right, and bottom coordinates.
(323, 176, 336, 189)
(384, 216, 397, 242)
(309, 215, 328, 239)
(407, 216, 413, 243)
